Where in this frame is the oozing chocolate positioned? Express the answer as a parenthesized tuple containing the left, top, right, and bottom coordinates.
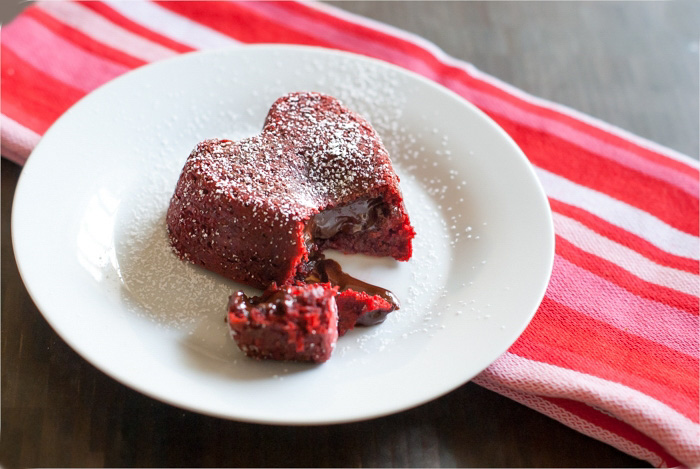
(305, 258, 399, 326)
(230, 288, 295, 316)
(308, 198, 386, 240)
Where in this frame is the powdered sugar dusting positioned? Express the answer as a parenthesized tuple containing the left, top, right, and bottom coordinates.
(115, 179, 247, 328)
(171, 92, 398, 223)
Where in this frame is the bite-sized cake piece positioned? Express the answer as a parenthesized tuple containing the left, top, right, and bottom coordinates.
(227, 283, 339, 363)
(336, 290, 394, 336)
(166, 91, 415, 289)
(305, 258, 398, 336)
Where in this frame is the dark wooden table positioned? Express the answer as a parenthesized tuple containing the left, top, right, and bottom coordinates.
(2, 1, 697, 467)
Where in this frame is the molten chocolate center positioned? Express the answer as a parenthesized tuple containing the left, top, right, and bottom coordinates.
(305, 258, 399, 311)
(307, 197, 386, 240)
(300, 198, 399, 327)
(233, 289, 295, 316)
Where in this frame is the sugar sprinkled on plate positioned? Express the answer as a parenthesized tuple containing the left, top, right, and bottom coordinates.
(111, 53, 484, 357)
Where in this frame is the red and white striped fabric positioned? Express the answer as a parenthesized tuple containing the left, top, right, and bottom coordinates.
(2, 2, 698, 467)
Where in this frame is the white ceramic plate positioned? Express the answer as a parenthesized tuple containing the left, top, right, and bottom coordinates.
(13, 45, 554, 424)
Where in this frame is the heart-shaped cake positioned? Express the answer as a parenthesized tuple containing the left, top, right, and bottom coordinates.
(166, 92, 415, 290)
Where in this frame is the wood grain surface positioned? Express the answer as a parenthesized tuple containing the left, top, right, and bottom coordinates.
(2, 1, 697, 467)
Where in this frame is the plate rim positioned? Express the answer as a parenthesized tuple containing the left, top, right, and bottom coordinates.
(11, 44, 555, 425)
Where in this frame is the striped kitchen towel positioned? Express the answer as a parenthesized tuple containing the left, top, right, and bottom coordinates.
(2, 2, 698, 467)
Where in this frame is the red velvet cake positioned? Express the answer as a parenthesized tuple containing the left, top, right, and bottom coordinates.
(336, 290, 394, 336)
(166, 91, 415, 289)
(227, 283, 339, 363)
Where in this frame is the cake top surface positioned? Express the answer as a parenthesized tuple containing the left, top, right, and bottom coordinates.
(183, 91, 398, 220)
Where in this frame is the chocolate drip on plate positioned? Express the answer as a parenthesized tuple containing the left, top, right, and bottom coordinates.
(306, 258, 400, 311)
